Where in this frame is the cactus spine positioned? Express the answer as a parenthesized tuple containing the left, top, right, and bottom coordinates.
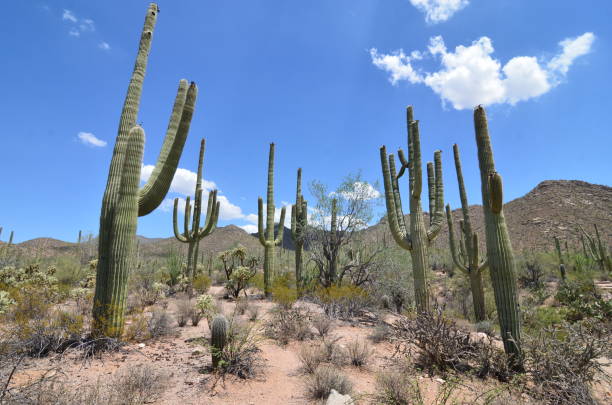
(257, 143, 287, 297)
(290, 168, 307, 294)
(474, 106, 522, 369)
(380, 106, 445, 312)
(173, 139, 220, 283)
(210, 315, 228, 369)
(446, 144, 488, 321)
(580, 224, 612, 273)
(92, 3, 196, 338)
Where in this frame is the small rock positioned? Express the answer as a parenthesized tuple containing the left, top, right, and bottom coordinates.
(138, 343, 146, 348)
(326, 389, 353, 405)
(435, 378, 445, 384)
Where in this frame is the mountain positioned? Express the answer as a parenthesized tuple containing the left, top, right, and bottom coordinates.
(8, 180, 611, 261)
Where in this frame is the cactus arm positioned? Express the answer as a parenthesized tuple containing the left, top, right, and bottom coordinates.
(198, 192, 219, 237)
(427, 150, 444, 242)
(183, 196, 192, 239)
(446, 204, 469, 274)
(274, 206, 287, 246)
(291, 203, 297, 236)
(396, 149, 409, 180)
(172, 198, 188, 242)
(409, 120, 422, 199)
(406, 106, 415, 196)
(427, 162, 435, 225)
(389, 153, 409, 239)
(380, 147, 411, 251)
(265, 143, 276, 242)
(138, 81, 197, 216)
(489, 172, 504, 214)
(257, 197, 267, 246)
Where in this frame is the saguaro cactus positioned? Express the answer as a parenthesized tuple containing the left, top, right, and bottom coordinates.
(474, 105, 522, 369)
(92, 3, 197, 337)
(291, 168, 307, 294)
(580, 224, 612, 273)
(553, 236, 567, 281)
(210, 315, 228, 369)
(380, 106, 444, 312)
(173, 139, 220, 282)
(257, 143, 287, 297)
(446, 144, 488, 321)
(0, 229, 13, 259)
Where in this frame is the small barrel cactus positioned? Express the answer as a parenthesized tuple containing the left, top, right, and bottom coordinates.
(211, 315, 228, 369)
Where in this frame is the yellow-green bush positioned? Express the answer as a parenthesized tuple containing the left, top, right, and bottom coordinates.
(271, 285, 298, 309)
(192, 274, 211, 294)
(315, 284, 369, 319)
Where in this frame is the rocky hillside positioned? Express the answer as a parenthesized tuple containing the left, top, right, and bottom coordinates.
(9, 180, 611, 260)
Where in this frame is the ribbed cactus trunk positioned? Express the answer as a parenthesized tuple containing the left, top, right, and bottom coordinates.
(291, 168, 307, 295)
(173, 139, 220, 285)
(329, 199, 339, 286)
(474, 106, 522, 370)
(211, 315, 228, 369)
(446, 144, 488, 322)
(92, 3, 196, 338)
(380, 107, 444, 313)
(258, 143, 286, 297)
(554, 236, 567, 281)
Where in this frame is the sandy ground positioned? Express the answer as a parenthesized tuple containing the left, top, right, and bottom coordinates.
(8, 285, 612, 405)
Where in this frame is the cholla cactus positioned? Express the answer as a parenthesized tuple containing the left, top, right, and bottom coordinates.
(445, 144, 488, 321)
(380, 106, 444, 312)
(473, 105, 522, 370)
(196, 293, 216, 324)
(0, 291, 15, 314)
(257, 143, 287, 297)
(92, 3, 197, 337)
(173, 139, 220, 283)
(210, 315, 228, 369)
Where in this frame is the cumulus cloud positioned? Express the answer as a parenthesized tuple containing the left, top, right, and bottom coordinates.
(141, 165, 217, 196)
(409, 0, 469, 24)
(370, 32, 595, 109)
(239, 224, 258, 234)
(98, 41, 111, 51)
(61, 9, 104, 45)
(77, 132, 106, 147)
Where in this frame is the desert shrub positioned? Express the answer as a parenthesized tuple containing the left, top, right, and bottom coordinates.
(373, 371, 419, 405)
(247, 304, 260, 321)
(0, 290, 15, 314)
(298, 344, 325, 374)
(192, 274, 211, 294)
(523, 306, 568, 332)
(393, 309, 480, 374)
(524, 322, 610, 405)
(264, 306, 312, 345)
(147, 310, 175, 338)
(311, 314, 334, 338)
(70, 287, 93, 316)
(369, 322, 391, 343)
(305, 366, 352, 400)
(215, 318, 262, 379)
(518, 259, 545, 290)
(320, 336, 347, 367)
(175, 298, 192, 327)
(346, 338, 371, 367)
(195, 293, 217, 327)
(271, 285, 298, 310)
(315, 284, 370, 319)
(475, 320, 494, 336)
(555, 279, 611, 323)
(2, 363, 168, 405)
(234, 297, 249, 315)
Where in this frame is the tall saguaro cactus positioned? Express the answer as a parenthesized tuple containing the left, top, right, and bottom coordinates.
(445, 144, 488, 321)
(474, 106, 522, 369)
(291, 168, 307, 294)
(258, 143, 287, 297)
(380, 106, 445, 312)
(173, 139, 220, 282)
(92, 3, 197, 337)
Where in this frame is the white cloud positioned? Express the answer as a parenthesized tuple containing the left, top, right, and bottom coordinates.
(370, 49, 422, 85)
(98, 41, 110, 51)
(77, 132, 106, 147)
(341, 181, 381, 200)
(409, 0, 469, 24)
(80, 18, 95, 32)
(62, 9, 77, 23)
(68, 28, 80, 37)
(239, 224, 258, 234)
(547, 32, 595, 78)
(141, 165, 217, 196)
(370, 32, 595, 109)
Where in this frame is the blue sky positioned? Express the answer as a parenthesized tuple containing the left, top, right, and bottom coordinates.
(1, 1, 610, 243)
